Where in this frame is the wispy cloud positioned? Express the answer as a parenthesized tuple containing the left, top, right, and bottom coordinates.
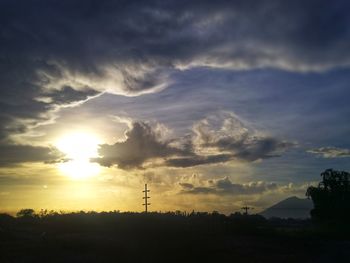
(308, 146, 350, 158)
(1, 0, 350, 146)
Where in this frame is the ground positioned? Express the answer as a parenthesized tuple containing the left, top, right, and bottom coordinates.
(1, 212, 349, 262)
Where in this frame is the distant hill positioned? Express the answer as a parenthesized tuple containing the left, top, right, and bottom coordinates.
(260, 196, 313, 219)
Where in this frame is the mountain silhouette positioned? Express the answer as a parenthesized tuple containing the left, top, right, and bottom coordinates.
(260, 196, 313, 219)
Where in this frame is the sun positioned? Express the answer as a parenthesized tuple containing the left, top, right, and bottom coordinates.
(55, 132, 101, 179)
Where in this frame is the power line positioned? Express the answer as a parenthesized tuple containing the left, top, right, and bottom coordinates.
(264, 207, 311, 210)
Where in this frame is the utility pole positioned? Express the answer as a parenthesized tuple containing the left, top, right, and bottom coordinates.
(241, 206, 253, 215)
(142, 184, 150, 213)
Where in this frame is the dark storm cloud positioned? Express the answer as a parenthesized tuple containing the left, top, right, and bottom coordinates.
(179, 177, 277, 195)
(307, 146, 350, 158)
(0, 144, 65, 166)
(92, 122, 188, 169)
(93, 121, 233, 169)
(2, 0, 350, 74)
(94, 112, 293, 169)
(165, 154, 233, 168)
(0, 0, 346, 163)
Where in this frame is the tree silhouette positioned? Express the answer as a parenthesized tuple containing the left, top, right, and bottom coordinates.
(306, 169, 350, 221)
(16, 208, 36, 218)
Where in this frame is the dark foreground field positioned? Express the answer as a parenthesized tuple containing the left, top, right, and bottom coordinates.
(1, 211, 350, 263)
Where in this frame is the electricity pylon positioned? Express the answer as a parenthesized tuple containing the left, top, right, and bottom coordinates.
(142, 184, 150, 213)
(241, 206, 253, 215)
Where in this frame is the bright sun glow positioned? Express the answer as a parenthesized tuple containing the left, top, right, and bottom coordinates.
(55, 132, 101, 179)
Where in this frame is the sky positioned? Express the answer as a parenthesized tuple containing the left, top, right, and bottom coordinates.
(1, 0, 350, 214)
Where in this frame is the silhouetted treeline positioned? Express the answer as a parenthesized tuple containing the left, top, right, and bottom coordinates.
(1, 210, 349, 262)
(2, 209, 268, 235)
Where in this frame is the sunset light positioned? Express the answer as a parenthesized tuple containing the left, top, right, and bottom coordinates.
(1, 1, 350, 260)
(55, 132, 101, 179)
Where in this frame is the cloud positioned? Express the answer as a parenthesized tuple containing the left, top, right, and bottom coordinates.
(38, 86, 99, 106)
(307, 146, 350, 158)
(1, 0, 349, 145)
(191, 111, 294, 162)
(0, 144, 65, 166)
(165, 154, 233, 168)
(94, 112, 293, 169)
(0, 59, 100, 143)
(179, 176, 278, 196)
(177, 174, 312, 199)
(92, 122, 188, 169)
